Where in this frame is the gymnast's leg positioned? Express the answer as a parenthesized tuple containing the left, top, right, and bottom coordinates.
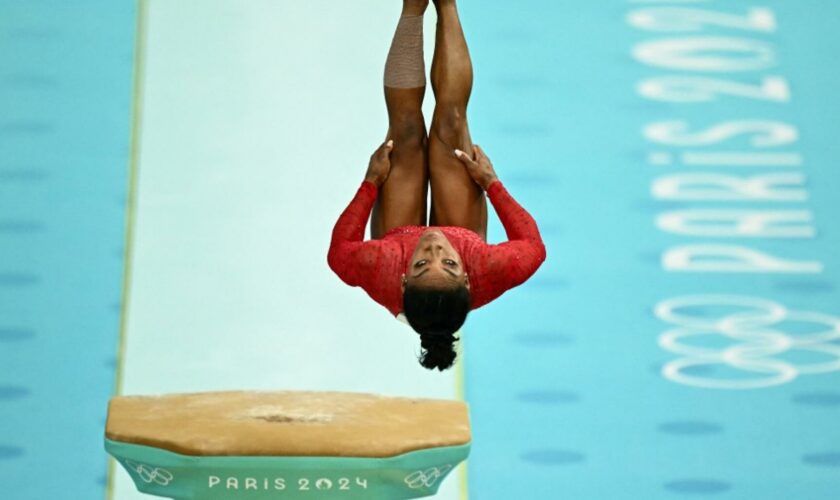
(371, 0, 432, 240)
(428, 0, 487, 240)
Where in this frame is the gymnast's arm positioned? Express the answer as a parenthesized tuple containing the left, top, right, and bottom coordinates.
(487, 181, 544, 249)
(327, 140, 394, 286)
(455, 144, 544, 250)
(455, 145, 546, 299)
(484, 180, 546, 283)
(327, 181, 379, 287)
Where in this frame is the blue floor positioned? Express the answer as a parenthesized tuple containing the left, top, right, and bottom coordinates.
(4, 1, 840, 499)
(465, 1, 840, 498)
(0, 1, 136, 499)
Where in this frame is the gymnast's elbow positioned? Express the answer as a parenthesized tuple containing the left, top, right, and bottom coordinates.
(326, 246, 342, 278)
(525, 242, 547, 281)
(534, 239, 547, 268)
(327, 247, 357, 287)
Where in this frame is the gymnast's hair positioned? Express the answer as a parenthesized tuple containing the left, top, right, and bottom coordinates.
(403, 283, 471, 371)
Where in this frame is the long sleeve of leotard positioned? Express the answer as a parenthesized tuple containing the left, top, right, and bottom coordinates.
(470, 180, 546, 309)
(327, 181, 379, 287)
(327, 181, 403, 315)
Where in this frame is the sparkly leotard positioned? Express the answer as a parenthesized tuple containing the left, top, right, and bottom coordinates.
(327, 180, 546, 316)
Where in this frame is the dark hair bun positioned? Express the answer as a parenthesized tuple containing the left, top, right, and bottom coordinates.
(419, 333, 459, 371)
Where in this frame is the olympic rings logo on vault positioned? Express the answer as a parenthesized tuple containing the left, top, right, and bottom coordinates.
(655, 295, 840, 390)
(124, 460, 174, 486)
(404, 464, 453, 489)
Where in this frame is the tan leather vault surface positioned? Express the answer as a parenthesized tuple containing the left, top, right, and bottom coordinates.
(105, 391, 471, 457)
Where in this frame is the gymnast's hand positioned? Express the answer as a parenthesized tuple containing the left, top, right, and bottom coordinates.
(364, 139, 395, 188)
(455, 144, 498, 191)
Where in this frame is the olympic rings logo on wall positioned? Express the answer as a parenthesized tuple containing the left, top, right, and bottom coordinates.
(655, 295, 840, 389)
(404, 464, 453, 489)
(124, 460, 174, 486)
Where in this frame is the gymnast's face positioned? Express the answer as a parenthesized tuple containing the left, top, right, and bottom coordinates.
(402, 229, 469, 290)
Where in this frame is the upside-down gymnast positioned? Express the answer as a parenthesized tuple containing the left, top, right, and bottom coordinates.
(328, 0, 545, 371)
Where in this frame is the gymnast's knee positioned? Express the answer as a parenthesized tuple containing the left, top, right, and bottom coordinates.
(432, 105, 467, 147)
(389, 114, 427, 149)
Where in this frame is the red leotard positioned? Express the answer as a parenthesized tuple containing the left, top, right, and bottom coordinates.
(327, 180, 546, 316)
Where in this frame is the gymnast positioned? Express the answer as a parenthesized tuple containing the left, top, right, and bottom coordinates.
(328, 0, 545, 371)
